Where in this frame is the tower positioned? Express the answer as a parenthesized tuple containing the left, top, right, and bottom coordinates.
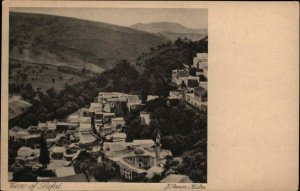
(155, 131, 161, 166)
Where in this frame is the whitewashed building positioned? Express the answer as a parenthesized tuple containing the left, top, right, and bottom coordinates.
(126, 95, 142, 111)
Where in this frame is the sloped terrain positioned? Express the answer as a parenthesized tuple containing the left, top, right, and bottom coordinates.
(10, 12, 168, 71)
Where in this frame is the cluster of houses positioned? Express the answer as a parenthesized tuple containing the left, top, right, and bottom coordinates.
(9, 91, 180, 182)
(170, 53, 208, 111)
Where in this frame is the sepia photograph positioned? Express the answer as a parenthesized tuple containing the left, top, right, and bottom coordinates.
(7, 7, 208, 183)
(2, 2, 298, 191)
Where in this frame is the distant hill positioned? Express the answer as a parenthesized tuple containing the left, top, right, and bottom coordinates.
(9, 12, 168, 71)
(130, 22, 206, 34)
(130, 22, 208, 41)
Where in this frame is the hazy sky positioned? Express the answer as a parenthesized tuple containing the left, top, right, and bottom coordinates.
(10, 8, 208, 29)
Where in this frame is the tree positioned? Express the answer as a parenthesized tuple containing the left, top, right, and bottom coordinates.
(161, 135, 180, 154)
(126, 118, 143, 141)
(189, 169, 203, 182)
(8, 137, 22, 168)
(140, 125, 152, 139)
(175, 37, 184, 47)
(13, 168, 37, 182)
(92, 164, 112, 182)
(25, 83, 33, 91)
(182, 151, 207, 182)
(152, 174, 162, 182)
(39, 133, 50, 168)
(189, 68, 196, 76)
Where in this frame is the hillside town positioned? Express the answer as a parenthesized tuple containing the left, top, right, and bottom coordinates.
(8, 53, 207, 183)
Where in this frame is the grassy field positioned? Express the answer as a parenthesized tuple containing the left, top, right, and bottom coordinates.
(9, 59, 88, 92)
(9, 59, 89, 119)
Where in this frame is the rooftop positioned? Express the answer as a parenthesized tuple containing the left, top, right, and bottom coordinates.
(106, 98, 120, 102)
(103, 124, 113, 129)
(112, 132, 127, 139)
(80, 123, 91, 132)
(133, 139, 155, 145)
(111, 117, 125, 122)
(103, 142, 127, 152)
(126, 139, 155, 148)
(17, 147, 39, 157)
(103, 113, 115, 116)
(79, 133, 97, 144)
(55, 167, 75, 177)
(90, 102, 102, 108)
(196, 53, 208, 60)
(147, 95, 159, 102)
(47, 159, 65, 170)
(51, 146, 66, 153)
(79, 117, 91, 123)
(200, 82, 208, 90)
(127, 95, 141, 103)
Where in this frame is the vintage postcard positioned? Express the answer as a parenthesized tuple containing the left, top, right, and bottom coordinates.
(1, 1, 299, 191)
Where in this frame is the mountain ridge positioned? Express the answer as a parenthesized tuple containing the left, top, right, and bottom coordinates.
(130, 22, 207, 41)
(130, 21, 207, 34)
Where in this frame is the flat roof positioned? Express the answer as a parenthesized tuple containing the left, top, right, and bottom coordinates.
(111, 117, 125, 121)
(133, 139, 155, 145)
(112, 133, 126, 139)
(80, 123, 91, 131)
(127, 95, 140, 103)
(55, 167, 75, 177)
(51, 146, 66, 153)
(79, 134, 97, 144)
(103, 113, 115, 116)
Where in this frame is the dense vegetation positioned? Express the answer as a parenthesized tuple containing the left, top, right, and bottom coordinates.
(9, 76, 107, 128)
(124, 98, 207, 182)
(126, 99, 207, 154)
